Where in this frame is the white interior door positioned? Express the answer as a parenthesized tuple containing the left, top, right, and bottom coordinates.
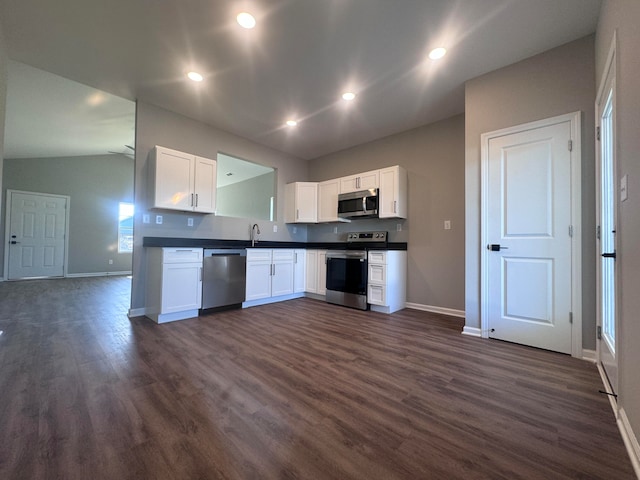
(7, 191, 68, 279)
(596, 41, 618, 395)
(485, 121, 573, 354)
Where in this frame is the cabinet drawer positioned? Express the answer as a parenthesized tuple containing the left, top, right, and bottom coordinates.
(247, 249, 272, 262)
(272, 249, 294, 262)
(368, 264, 386, 284)
(368, 284, 386, 306)
(368, 251, 387, 264)
(162, 248, 203, 263)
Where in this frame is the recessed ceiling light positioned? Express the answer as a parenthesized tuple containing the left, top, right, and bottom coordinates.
(342, 92, 356, 101)
(187, 71, 204, 82)
(237, 12, 256, 29)
(428, 47, 447, 60)
(286, 120, 298, 127)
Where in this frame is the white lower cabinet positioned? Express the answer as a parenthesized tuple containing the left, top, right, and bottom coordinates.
(245, 249, 297, 305)
(293, 249, 306, 293)
(305, 249, 327, 295)
(367, 250, 406, 313)
(145, 247, 203, 323)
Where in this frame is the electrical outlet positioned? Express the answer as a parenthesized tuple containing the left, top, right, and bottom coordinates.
(397, 223, 402, 232)
(273, 225, 278, 233)
(143, 214, 150, 224)
(333, 226, 338, 234)
(108, 259, 113, 265)
(444, 220, 451, 230)
(156, 215, 163, 225)
(187, 218, 194, 227)
(293, 226, 297, 234)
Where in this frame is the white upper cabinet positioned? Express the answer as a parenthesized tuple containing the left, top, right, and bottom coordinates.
(379, 165, 407, 219)
(339, 169, 379, 194)
(285, 182, 318, 223)
(317, 178, 340, 223)
(149, 145, 217, 213)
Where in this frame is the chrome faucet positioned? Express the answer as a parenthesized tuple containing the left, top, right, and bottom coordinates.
(251, 223, 261, 247)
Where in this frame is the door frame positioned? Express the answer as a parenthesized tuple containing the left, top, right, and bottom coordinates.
(595, 31, 619, 398)
(3, 189, 71, 280)
(479, 111, 583, 358)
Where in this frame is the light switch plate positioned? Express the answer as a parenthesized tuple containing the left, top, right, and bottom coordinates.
(621, 174, 628, 202)
(155, 215, 163, 224)
(273, 225, 278, 233)
(444, 220, 451, 230)
(143, 214, 150, 224)
(187, 218, 194, 227)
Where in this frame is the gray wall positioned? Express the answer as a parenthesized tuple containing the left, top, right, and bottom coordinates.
(2, 154, 134, 274)
(596, 0, 640, 458)
(308, 114, 465, 311)
(464, 35, 597, 348)
(131, 101, 309, 311)
(217, 171, 275, 220)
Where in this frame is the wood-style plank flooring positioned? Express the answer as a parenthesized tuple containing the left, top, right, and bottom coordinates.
(0, 276, 635, 479)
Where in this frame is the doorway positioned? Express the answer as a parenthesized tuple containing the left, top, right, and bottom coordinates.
(480, 112, 582, 356)
(596, 35, 618, 395)
(4, 190, 70, 280)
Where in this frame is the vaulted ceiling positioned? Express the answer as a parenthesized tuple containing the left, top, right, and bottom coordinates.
(1, 0, 602, 160)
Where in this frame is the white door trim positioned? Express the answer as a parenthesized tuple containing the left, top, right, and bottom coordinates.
(480, 111, 583, 358)
(3, 189, 71, 280)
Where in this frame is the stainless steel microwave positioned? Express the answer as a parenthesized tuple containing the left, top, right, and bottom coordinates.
(337, 188, 379, 219)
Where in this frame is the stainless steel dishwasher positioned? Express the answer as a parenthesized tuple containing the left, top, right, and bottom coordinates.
(201, 249, 247, 310)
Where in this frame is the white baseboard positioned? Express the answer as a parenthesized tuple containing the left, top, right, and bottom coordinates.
(582, 349, 597, 363)
(596, 362, 640, 479)
(619, 407, 640, 479)
(406, 302, 465, 318)
(66, 271, 132, 278)
(128, 307, 147, 318)
(461, 326, 482, 337)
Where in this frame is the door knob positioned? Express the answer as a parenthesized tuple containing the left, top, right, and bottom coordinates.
(487, 244, 509, 251)
(10, 241, 20, 244)
(602, 252, 616, 259)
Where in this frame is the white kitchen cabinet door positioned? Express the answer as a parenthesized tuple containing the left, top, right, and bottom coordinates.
(194, 156, 217, 213)
(339, 170, 380, 193)
(317, 250, 327, 295)
(318, 179, 341, 223)
(272, 261, 294, 297)
(161, 262, 203, 313)
(305, 250, 318, 293)
(293, 249, 306, 293)
(379, 165, 407, 219)
(245, 262, 272, 301)
(285, 182, 318, 223)
(151, 146, 194, 211)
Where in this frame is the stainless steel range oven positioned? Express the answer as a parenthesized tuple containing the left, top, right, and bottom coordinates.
(326, 231, 387, 310)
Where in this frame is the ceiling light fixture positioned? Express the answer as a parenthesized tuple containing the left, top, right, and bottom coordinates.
(342, 92, 356, 101)
(286, 120, 298, 127)
(237, 12, 256, 29)
(187, 71, 204, 82)
(428, 47, 447, 60)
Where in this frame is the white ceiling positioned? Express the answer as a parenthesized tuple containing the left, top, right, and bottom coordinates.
(0, 0, 602, 160)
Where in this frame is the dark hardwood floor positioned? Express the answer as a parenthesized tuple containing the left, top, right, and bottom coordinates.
(0, 276, 635, 479)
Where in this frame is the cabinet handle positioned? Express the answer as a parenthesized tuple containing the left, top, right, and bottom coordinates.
(296, 209, 299, 220)
(195, 193, 198, 207)
(357, 177, 360, 189)
(191, 193, 194, 206)
(394, 200, 397, 213)
(294, 252, 298, 264)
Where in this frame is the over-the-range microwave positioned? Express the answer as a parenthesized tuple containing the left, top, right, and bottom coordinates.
(337, 188, 379, 219)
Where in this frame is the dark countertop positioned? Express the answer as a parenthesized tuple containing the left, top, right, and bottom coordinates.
(143, 237, 407, 251)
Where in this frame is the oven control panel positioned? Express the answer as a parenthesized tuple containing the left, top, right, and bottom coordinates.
(346, 231, 387, 243)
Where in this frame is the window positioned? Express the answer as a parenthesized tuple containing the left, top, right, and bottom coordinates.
(118, 202, 134, 253)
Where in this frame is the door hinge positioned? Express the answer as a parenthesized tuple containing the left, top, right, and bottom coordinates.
(597, 225, 601, 240)
(569, 312, 573, 324)
(568, 225, 573, 237)
(568, 139, 573, 152)
(596, 126, 601, 141)
(597, 325, 602, 340)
